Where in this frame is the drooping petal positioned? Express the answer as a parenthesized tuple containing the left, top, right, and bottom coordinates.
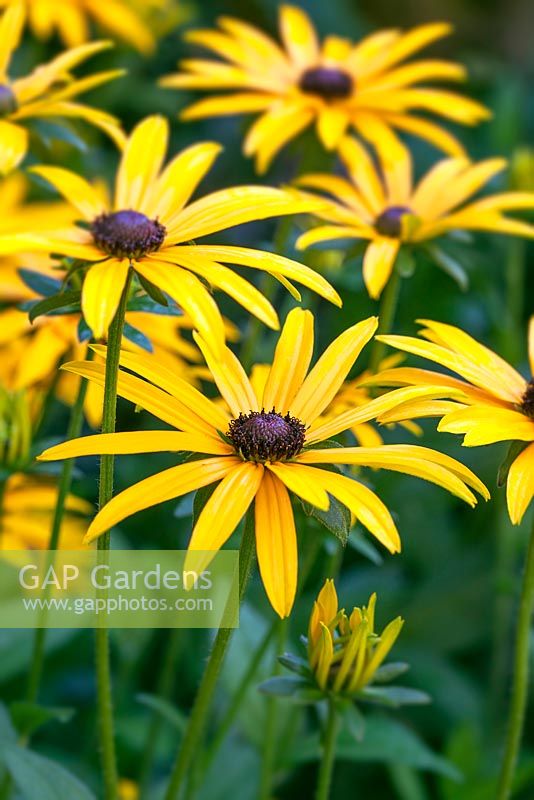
(81, 259, 130, 340)
(507, 443, 534, 525)
(362, 238, 400, 299)
(438, 406, 534, 446)
(30, 165, 107, 219)
(38, 431, 230, 461)
(84, 456, 239, 543)
(255, 470, 297, 618)
(266, 462, 330, 510)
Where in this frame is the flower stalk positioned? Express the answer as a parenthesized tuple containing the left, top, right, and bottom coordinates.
(497, 515, 534, 800)
(164, 509, 256, 800)
(96, 270, 132, 800)
(367, 266, 402, 374)
(316, 698, 339, 800)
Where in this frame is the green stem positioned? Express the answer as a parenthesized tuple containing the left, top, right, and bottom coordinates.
(259, 620, 287, 800)
(164, 512, 257, 800)
(26, 351, 93, 705)
(497, 516, 534, 800)
(367, 267, 402, 374)
(138, 629, 183, 799)
(315, 698, 339, 800)
(96, 273, 132, 800)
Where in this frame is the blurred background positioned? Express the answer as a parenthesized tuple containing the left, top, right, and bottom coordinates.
(3, 1, 533, 798)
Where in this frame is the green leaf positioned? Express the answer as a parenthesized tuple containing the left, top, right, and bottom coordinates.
(136, 693, 187, 732)
(192, 483, 218, 527)
(426, 245, 469, 291)
(498, 440, 529, 487)
(278, 653, 312, 677)
(77, 318, 92, 343)
(372, 662, 410, 683)
(27, 290, 81, 323)
(360, 685, 431, 707)
(29, 119, 89, 153)
(137, 273, 170, 307)
(4, 745, 96, 800)
(17, 269, 62, 298)
(258, 676, 309, 697)
(336, 698, 366, 742)
(122, 322, 153, 353)
(301, 492, 351, 545)
(9, 703, 74, 738)
(395, 247, 416, 277)
(348, 530, 384, 565)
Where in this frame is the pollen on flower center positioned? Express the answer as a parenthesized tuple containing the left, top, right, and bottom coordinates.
(90, 210, 166, 259)
(0, 84, 17, 117)
(521, 380, 534, 419)
(375, 206, 413, 238)
(227, 409, 306, 462)
(299, 67, 354, 100)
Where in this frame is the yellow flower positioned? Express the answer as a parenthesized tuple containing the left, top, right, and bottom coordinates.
(38, 308, 488, 617)
(0, 115, 339, 348)
(296, 135, 534, 298)
(0, 473, 90, 549)
(118, 778, 138, 800)
(162, 5, 489, 173)
(308, 580, 403, 693)
(0, 1, 125, 174)
(365, 318, 534, 524)
(0, 0, 155, 54)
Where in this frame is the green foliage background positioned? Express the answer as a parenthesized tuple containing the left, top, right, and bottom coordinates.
(3, 0, 533, 798)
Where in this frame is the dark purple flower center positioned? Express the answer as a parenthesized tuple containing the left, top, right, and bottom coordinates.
(375, 206, 413, 238)
(521, 380, 534, 419)
(299, 67, 354, 100)
(228, 409, 306, 462)
(0, 85, 17, 117)
(90, 210, 166, 259)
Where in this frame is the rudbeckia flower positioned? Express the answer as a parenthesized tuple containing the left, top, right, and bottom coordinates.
(296, 135, 534, 298)
(0, 115, 339, 348)
(365, 318, 534, 524)
(0, 474, 90, 549)
(38, 309, 488, 617)
(0, 0, 125, 174)
(162, 5, 489, 172)
(0, 0, 155, 54)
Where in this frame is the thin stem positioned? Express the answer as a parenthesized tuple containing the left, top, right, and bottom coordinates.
(259, 620, 287, 800)
(96, 272, 132, 800)
(138, 629, 183, 799)
(26, 351, 93, 705)
(367, 267, 402, 374)
(497, 516, 534, 800)
(164, 512, 257, 800)
(315, 698, 339, 800)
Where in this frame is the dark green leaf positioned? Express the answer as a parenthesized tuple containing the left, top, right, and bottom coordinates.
(29, 119, 89, 153)
(28, 291, 81, 323)
(498, 440, 529, 487)
(77, 318, 92, 343)
(372, 662, 410, 683)
(301, 492, 351, 545)
(426, 245, 469, 291)
(122, 322, 153, 353)
(360, 685, 431, 707)
(137, 273, 170, 307)
(127, 293, 182, 315)
(4, 745, 96, 800)
(17, 269, 62, 298)
(9, 703, 74, 738)
(336, 699, 366, 742)
(278, 653, 312, 677)
(348, 530, 384, 565)
(258, 676, 309, 697)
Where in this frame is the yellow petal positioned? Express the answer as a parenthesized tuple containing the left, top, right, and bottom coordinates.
(262, 307, 314, 413)
(115, 115, 168, 211)
(193, 333, 259, 417)
(529, 317, 534, 377)
(255, 470, 297, 618)
(279, 4, 319, 67)
(0, 120, 28, 174)
(357, 617, 404, 687)
(363, 238, 400, 299)
(38, 431, 229, 461)
(30, 165, 107, 220)
(316, 579, 338, 623)
(243, 104, 314, 174)
(316, 107, 349, 151)
(439, 406, 534, 446)
(82, 260, 130, 340)
(0, 0, 24, 79)
(266, 462, 330, 511)
(338, 136, 385, 212)
(384, 112, 466, 157)
(290, 316, 378, 424)
(84, 456, 238, 543)
(507, 443, 534, 525)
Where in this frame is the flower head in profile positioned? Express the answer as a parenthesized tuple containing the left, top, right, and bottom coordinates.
(38, 309, 487, 617)
(1, 115, 339, 349)
(365, 318, 534, 524)
(162, 5, 489, 172)
(0, 0, 156, 53)
(296, 135, 534, 298)
(0, 1, 125, 174)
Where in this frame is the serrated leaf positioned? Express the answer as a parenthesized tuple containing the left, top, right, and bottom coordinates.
(122, 322, 153, 353)
(426, 246, 469, 291)
(4, 745, 96, 800)
(498, 440, 529, 487)
(258, 676, 309, 697)
(27, 291, 81, 323)
(136, 693, 187, 732)
(17, 269, 62, 298)
(360, 685, 431, 707)
(372, 662, 410, 684)
(9, 703, 74, 738)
